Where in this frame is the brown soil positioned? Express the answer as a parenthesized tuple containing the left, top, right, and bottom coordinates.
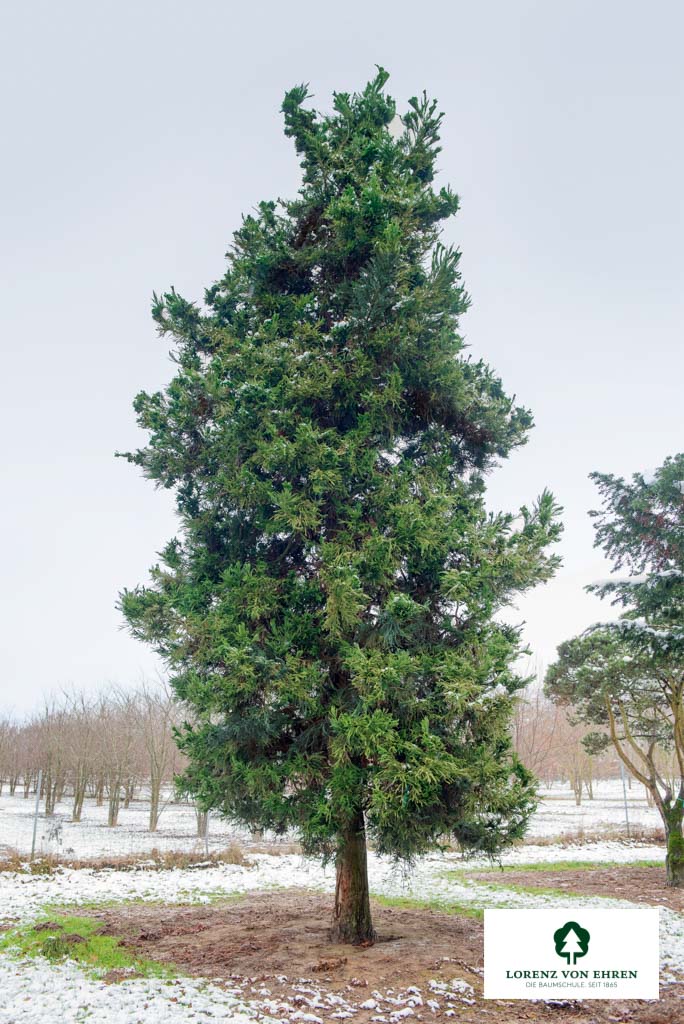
(86, 889, 682, 1024)
(468, 864, 684, 913)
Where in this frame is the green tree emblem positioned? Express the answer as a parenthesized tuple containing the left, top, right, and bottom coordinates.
(554, 921, 590, 965)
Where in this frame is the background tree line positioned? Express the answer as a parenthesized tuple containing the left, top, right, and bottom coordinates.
(0, 684, 199, 833)
(512, 681, 679, 807)
(1, 678, 664, 830)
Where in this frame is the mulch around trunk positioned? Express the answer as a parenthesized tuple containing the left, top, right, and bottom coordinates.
(84, 888, 682, 1024)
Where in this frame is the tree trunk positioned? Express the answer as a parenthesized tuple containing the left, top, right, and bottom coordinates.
(584, 772, 593, 800)
(330, 811, 375, 945)
(72, 767, 87, 822)
(570, 772, 582, 806)
(195, 808, 208, 838)
(124, 777, 136, 808)
(665, 808, 684, 887)
(107, 773, 122, 827)
(44, 769, 55, 815)
(55, 771, 66, 806)
(149, 774, 161, 832)
(72, 786, 85, 822)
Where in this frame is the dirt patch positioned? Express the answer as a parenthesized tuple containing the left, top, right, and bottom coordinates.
(101, 968, 145, 984)
(86, 890, 681, 1023)
(468, 864, 684, 913)
(93, 890, 482, 996)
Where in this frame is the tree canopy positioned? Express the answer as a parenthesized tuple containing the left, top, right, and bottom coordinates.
(120, 69, 562, 939)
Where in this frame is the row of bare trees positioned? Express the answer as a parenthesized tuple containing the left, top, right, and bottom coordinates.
(1, 678, 669, 827)
(0, 683, 184, 831)
(512, 683, 680, 804)
(512, 686, 612, 802)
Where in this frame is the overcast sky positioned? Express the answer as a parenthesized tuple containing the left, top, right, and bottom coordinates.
(1, 0, 682, 713)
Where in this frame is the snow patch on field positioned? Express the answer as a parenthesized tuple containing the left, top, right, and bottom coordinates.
(2, 845, 683, 963)
(466, 840, 666, 867)
(0, 779, 661, 862)
(0, 843, 669, 927)
(0, 792, 259, 860)
(0, 958, 262, 1023)
(527, 780, 660, 838)
(1, 849, 682, 1022)
(0, 783, 677, 1023)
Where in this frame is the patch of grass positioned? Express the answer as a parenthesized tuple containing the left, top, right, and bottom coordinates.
(454, 858, 662, 876)
(447, 870, 654, 903)
(174, 889, 249, 905)
(372, 893, 484, 920)
(221, 843, 252, 866)
(476, 880, 588, 900)
(0, 914, 175, 979)
(44, 897, 169, 912)
(435, 869, 584, 902)
(0, 854, 63, 876)
(28, 856, 59, 875)
(146, 844, 253, 869)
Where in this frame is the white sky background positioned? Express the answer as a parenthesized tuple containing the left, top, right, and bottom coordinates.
(0, 0, 682, 713)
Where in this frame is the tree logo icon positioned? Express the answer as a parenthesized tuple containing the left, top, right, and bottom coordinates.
(553, 921, 591, 965)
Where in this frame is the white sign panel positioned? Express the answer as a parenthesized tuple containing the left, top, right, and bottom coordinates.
(484, 908, 659, 1000)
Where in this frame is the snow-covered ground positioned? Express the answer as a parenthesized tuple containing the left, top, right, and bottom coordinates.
(0, 778, 659, 861)
(1, 961, 259, 1024)
(0, 791, 265, 859)
(0, 846, 673, 926)
(0, 782, 675, 1024)
(0, 845, 682, 1023)
(529, 779, 660, 838)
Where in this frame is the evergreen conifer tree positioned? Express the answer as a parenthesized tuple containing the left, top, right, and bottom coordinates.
(546, 455, 684, 885)
(120, 69, 562, 943)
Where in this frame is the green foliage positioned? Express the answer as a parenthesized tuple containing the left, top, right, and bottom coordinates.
(0, 915, 173, 978)
(120, 69, 561, 863)
(588, 454, 684, 661)
(544, 628, 670, 755)
(545, 455, 684, 858)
